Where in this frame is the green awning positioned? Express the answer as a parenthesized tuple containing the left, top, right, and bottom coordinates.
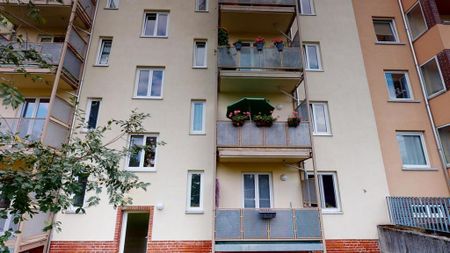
(226, 98, 275, 119)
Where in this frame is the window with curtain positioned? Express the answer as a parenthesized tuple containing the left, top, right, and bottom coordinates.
(142, 12, 169, 37)
(299, 0, 314, 15)
(421, 57, 445, 98)
(396, 132, 429, 168)
(243, 173, 271, 208)
(438, 126, 450, 166)
(384, 71, 413, 100)
(96, 39, 112, 65)
(311, 102, 331, 135)
(187, 171, 204, 212)
(406, 3, 428, 40)
(134, 68, 164, 98)
(303, 43, 322, 70)
(373, 19, 398, 42)
(196, 0, 207, 11)
(106, 0, 119, 9)
(127, 134, 158, 171)
(193, 40, 207, 68)
(191, 100, 206, 134)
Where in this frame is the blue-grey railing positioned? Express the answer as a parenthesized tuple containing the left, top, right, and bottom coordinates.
(215, 208, 322, 240)
(387, 197, 450, 233)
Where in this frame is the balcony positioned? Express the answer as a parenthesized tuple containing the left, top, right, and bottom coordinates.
(219, 0, 296, 34)
(215, 208, 323, 252)
(218, 47, 302, 93)
(217, 121, 311, 162)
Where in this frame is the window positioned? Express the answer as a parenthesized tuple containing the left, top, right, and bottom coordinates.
(243, 173, 272, 208)
(119, 212, 150, 253)
(303, 43, 322, 70)
(193, 40, 207, 68)
(195, 0, 208, 11)
(186, 171, 204, 213)
(142, 12, 168, 37)
(38, 35, 65, 43)
(106, 0, 119, 9)
(134, 68, 164, 98)
(72, 176, 88, 208)
(373, 19, 399, 42)
(309, 172, 341, 212)
(127, 134, 158, 171)
(384, 71, 413, 100)
(438, 126, 450, 166)
(190, 100, 206, 134)
(85, 98, 101, 130)
(19, 98, 49, 140)
(406, 3, 428, 40)
(96, 39, 112, 65)
(311, 102, 331, 135)
(299, 0, 315, 15)
(0, 214, 18, 234)
(420, 57, 445, 98)
(396, 132, 430, 169)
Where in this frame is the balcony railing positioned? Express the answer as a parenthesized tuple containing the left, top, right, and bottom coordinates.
(0, 42, 63, 66)
(219, 0, 296, 6)
(387, 197, 450, 233)
(217, 121, 311, 148)
(215, 208, 322, 240)
(78, 0, 95, 20)
(218, 47, 302, 71)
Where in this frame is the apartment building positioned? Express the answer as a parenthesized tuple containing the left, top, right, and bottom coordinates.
(0, 0, 448, 253)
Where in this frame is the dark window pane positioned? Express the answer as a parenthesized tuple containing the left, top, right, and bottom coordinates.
(128, 135, 143, 167)
(73, 176, 88, 207)
(244, 175, 255, 208)
(385, 73, 411, 99)
(321, 175, 337, 208)
(190, 174, 201, 207)
(87, 100, 101, 129)
(258, 175, 271, 208)
(143, 136, 156, 167)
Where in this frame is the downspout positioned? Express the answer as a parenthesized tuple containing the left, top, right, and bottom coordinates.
(44, 0, 99, 252)
(396, 0, 450, 193)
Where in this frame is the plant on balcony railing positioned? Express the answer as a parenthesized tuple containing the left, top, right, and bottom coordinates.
(254, 36, 265, 51)
(253, 112, 277, 127)
(218, 27, 229, 47)
(273, 38, 285, 52)
(228, 110, 250, 127)
(287, 111, 300, 127)
(233, 40, 243, 51)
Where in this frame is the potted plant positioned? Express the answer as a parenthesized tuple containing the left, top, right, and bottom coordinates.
(273, 38, 284, 52)
(228, 110, 250, 127)
(253, 112, 276, 127)
(254, 37, 265, 51)
(287, 111, 300, 127)
(218, 27, 229, 47)
(233, 40, 243, 51)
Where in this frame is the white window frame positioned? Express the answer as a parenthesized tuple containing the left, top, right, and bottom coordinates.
(384, 71, 414, 101)
(396, 132, 431, 169)
(195, 0, 208, 12)
(133, 68, 165, 99)
(310, 102, 332, 136)
(373, 18, 400, 43)
(106, 0, 119, 9)
(141, 12, 169, 38)
(315, 172, 342, 213)
(437, 124, 450, 167)
(193, 40, 207, 68)
(299, 0, 315, 15)
(420, 56, 446, 99)
(126, 134, 158, 172)
(190, 100, 206, 134)
(303, 43, 322, 71)
(186, 171, 204, 213)
(118, 211, 150, 253)
(96, 38, 112, 66)
(241, 173, 273, 209)
(405, 1, 428, 41)
(84, 98, 101, 130)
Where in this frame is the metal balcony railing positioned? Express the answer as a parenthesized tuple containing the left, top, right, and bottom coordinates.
(217, 121, 311, 148)
(78, 0, 95, 20)
(218, 47, 302, 71)
(387, 197, 450, 233)
(219, 0, 296, 6)
(215, 208, 322, 240)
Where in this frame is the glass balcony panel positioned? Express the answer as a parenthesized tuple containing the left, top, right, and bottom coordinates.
(63, 48, 82, 81)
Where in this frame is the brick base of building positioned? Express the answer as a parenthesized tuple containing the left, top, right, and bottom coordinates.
(50, 240, 212, 253)
(50, 239, 378, 253)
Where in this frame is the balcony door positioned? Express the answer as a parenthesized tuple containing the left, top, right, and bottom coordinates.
(18, 98, 49, 139)
(239, 41, 258, 70)
(243, 173, 272, 208)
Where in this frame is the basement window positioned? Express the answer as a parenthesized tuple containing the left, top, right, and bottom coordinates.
(119, 212, 150, 253)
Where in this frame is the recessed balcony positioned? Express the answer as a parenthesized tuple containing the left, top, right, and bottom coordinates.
(218, 47, 302, 93)
(215, 208, 323, 252)
(219, 0, 297, 34)
(217, 121, 311, 162)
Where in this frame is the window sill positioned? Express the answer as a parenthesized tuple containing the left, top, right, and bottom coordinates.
(132, 97, 163, 100)
(305, 69, 324, 72)
(195, 10, 209, 13)
(125, 168, 157, 173)
(93, 64, 109, 67)
(190, 132, 206, 136)
(193, 66, 208, 69)
(375, 41, 405, 45)
(402, 167, 438, 171)
(140, 35, 168, 39)
(185, 210, 204, 214)
(104, 8, 119, 10)
(63, 208, 85, 214)
(322, 210, 343, 215)
(387, 99, 421, 103)
(313, 133, 333, 137)
(427, 89, 447, 100)
(300, 13, 316, 16)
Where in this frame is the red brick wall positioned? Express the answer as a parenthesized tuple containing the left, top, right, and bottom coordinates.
(420, 0, 441, 28)
(326, 240, 380, 253)
(437, 49, 450, 89)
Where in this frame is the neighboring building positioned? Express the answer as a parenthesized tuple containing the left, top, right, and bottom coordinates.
(0, 1, 448, 253)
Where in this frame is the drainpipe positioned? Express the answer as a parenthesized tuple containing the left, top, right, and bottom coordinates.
(396, 0, 450, 193)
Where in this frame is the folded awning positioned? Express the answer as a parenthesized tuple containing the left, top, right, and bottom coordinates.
(215, 241, 324, 252)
